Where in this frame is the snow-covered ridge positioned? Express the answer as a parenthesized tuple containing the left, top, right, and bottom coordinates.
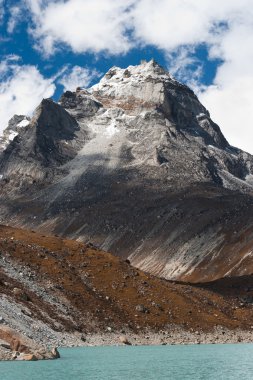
(92, 59, 170, 88)
(90, 60, 171, 111)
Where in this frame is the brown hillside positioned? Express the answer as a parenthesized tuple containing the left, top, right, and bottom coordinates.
(0, 224, 253, 335)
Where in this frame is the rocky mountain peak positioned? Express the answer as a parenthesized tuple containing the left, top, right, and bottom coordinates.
(90, 59, 171, 113)
(98, 59, 169, 84)
(31, 98, 79, 141)
(87, 61, 227, 153)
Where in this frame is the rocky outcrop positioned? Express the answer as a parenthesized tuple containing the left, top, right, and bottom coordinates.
(59, 89, 102, 117)
(0, 326, 60, 361)
(119, 335, 132, 345)
(1, 60, 253, 281)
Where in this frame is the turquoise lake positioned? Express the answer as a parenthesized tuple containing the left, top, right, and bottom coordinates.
(1, 344, 253, 380)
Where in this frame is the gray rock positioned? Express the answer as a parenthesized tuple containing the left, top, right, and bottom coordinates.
(0, 343, 10, 350)
(136, 305, 149, 314)
(119, 335, 132, 345)
(51, 347, 60, 359)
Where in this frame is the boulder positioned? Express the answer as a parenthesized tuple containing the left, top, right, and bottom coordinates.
(0, 343, 11, 350)
(33, 350, 46, 360)
(12, 288, 30, 301)
(51, 347, 60, 359)
(16, 353, 38, 361)
(0, 326, 60, 361)
(119, 335, 132, 345)
(135, 304, 149, 314)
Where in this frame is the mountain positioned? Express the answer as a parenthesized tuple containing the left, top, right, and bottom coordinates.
(1, 60, 253, 282)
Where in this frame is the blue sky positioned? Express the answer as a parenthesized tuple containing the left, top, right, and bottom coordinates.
(1, 0, 253, 153)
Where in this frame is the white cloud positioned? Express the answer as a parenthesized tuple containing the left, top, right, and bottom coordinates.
(0, 54, 21, 76)
(7, 6, 23, 33)
(132, 0, 253, 51)
(194, 19, 253, 150)
(26, 0, 134, 55)
(132, 0, 213, 50)
(199, 75, 253, 154)
(0, 0, 4, 23)
(165, 46, 203, 87)
(0, 56, 55, 132)
(58, 65, 100, 91)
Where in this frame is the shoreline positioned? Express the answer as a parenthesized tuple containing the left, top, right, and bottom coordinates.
(1, 327, 253, 360)
(61, 328, 253, 347)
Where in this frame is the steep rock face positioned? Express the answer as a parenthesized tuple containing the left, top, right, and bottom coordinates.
(1, 60, 253, 282)
(59, 89, 102, 117)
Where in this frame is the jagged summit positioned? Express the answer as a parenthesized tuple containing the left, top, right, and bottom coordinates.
(90, 59, 201, 117)
(92, 59, 170, 91)
(1, 61, 253, 282)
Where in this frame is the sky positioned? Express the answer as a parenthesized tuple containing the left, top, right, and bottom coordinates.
(0, 0, 253, 153)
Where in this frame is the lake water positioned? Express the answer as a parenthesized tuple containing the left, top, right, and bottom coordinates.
(1, 344, 253, 380)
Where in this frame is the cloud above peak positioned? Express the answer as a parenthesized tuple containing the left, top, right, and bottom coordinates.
(26, 0, 134, 55)
(25, 0, 253, 57)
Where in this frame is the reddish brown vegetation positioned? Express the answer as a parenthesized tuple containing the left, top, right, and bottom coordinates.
(0, 225, 253, 333)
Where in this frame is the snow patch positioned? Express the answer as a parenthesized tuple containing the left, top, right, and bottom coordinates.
(208, 144, 218, 150)
(17, 119, 30, 128)
(245, 174, 253, 185)
(106, 122, 119, 137)
(8, 131, 18, 141)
